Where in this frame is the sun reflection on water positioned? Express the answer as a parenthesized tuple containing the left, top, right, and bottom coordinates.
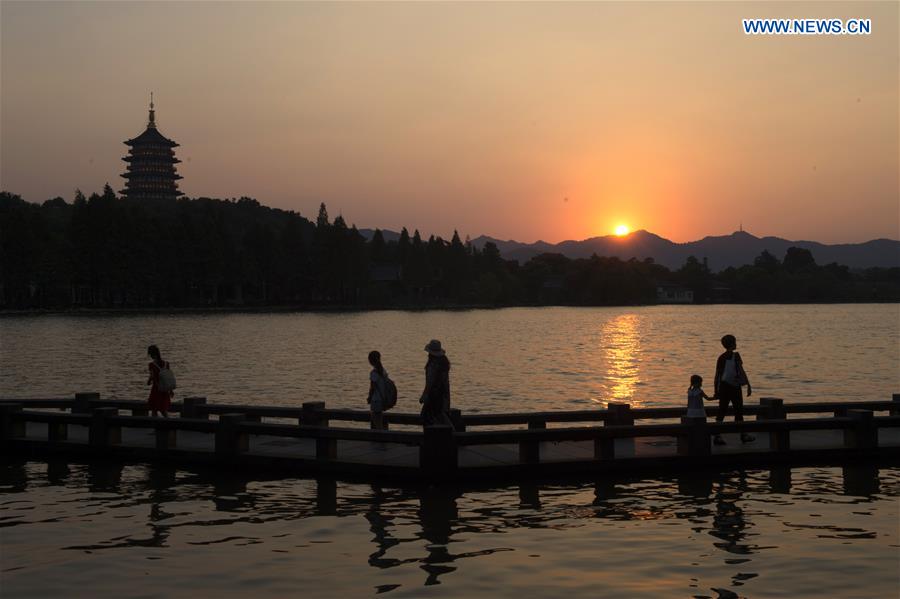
(600, 313, 642, 406)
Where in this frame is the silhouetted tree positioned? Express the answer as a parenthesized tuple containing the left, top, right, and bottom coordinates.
(397, 227, 411, 266)
(783, 246, 816, 273)
(753, 250, 780, 273)
(316, 202, 329, 228)
(370, 229, 387, 263)
(1, 189, 896, 309)
(676, 255, 713, 302)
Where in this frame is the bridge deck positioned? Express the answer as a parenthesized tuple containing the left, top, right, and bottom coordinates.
(19, 422, 900, 471)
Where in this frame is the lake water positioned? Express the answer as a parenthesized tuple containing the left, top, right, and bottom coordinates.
(1, 461, 898, 598)
(1, 305, 897, 409)
(2, 305, 899, 597)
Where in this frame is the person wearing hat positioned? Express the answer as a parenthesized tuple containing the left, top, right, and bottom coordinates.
(420, 339, 452, 427)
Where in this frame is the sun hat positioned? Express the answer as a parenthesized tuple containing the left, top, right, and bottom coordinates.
(424, 339, 445, 357)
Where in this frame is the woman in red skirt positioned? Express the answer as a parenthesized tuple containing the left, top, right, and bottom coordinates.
(147, 344, 172, 418)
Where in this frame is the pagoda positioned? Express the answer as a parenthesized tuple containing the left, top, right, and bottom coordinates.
(120, 94, 183, 199)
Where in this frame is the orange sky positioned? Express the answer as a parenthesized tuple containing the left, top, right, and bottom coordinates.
(1, 1, 897, 243)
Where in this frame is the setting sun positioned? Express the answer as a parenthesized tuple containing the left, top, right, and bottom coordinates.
(614, 224, 630, 236)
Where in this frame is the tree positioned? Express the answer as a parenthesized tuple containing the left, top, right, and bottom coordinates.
(676, 255, 712, 302)
(753, 250, 780, 273)
(482, 241, 502, 268)
(3, 187, 897, 309)
(783, 246, 816, 273)
(397, 227, 411, 265)
(316, 202, 329, 228)
(370, 229, 387, 263)
(102, 183, 117, 202)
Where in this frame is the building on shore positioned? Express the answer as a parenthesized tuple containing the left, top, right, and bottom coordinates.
(120, 94, 183, 199)
(656, 283, 694, 304)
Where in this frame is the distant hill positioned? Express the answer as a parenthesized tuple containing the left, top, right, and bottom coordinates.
(358, 228, 401, 243)
(470, 230, 900, 270)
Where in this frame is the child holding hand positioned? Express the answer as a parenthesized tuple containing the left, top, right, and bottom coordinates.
(686, 374, 712, 418)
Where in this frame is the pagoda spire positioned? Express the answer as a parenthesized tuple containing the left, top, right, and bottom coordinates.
(148, 92, 156, 129)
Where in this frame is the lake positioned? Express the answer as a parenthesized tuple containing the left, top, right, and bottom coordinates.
(1, 305, 898, 597)
(1, 460, 898, 597)
(1, 304, 897, 409)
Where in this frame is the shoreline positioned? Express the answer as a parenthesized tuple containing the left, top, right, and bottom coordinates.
(1, 300, 898, 317)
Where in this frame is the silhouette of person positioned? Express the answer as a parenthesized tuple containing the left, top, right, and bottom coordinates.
(713, 335, 753, 445)
(686, 374, 713, 418)
(420, 340, 452, 427)
(367, 350, 389, 430)
(146, 344, 172, 418)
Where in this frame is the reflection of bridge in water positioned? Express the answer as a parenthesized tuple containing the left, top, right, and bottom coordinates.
(2, 394, 899, 482)
(1, 458, 889, 589)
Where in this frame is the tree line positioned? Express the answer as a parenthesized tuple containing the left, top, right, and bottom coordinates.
(1, 189, 897, 309)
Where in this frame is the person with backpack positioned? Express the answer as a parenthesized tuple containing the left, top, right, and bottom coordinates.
(419, 339, 452, 427)
(712, 334, 754, 445)
(367, 350, 396, 430)
(146, 344, 175, 418)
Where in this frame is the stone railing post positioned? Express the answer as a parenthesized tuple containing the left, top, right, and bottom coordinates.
(316, 434, 337, 460)
(759, 398, 788, 450)
(519, 435, 540, 464)
(607, 402, 634, 426)
(302, 401, 327, 427)
(155, 424, 177, 450)
(521, 418, 544, 464)
(49, 420, 68, 442)
(0, 403, 24, 441)
(215, 413, 248, 455)
(758, 397, 786, 420)
(182, 396, 208, 419)
(844, 410, 876, 450)
(677, 416, 711, 456)
(421, 424, 457, 472)
(74, 392, 99, 414)
(89, 407, 121, 448)
(593, 430, 615, 460)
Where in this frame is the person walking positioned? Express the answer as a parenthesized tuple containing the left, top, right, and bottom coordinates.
(712, 334, 754, 445)
(146, 344, 173, 418)
(420, 339, 452, 427)
(367, 350, 390, 430)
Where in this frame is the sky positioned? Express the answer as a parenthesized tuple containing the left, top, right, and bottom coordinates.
(1, 1, 897, 244)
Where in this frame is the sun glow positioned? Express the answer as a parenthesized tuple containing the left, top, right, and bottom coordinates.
(614, 224, 630, 236)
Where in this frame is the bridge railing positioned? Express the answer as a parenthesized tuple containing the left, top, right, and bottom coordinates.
(2, 393, 897, 430)
(2, 395, 898, 472)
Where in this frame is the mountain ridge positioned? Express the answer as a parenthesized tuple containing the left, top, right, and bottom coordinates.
(357, 227, 897, 270)
(470, 229, 899, 270)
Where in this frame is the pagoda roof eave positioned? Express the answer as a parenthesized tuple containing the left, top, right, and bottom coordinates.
(122, 156, 182, 163)
(124, 126, 179, 147)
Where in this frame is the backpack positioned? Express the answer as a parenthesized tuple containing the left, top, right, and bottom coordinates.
(157, 361, 177, 393)
(721, 352, 747, 386)
(381, 374, 398, 410)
